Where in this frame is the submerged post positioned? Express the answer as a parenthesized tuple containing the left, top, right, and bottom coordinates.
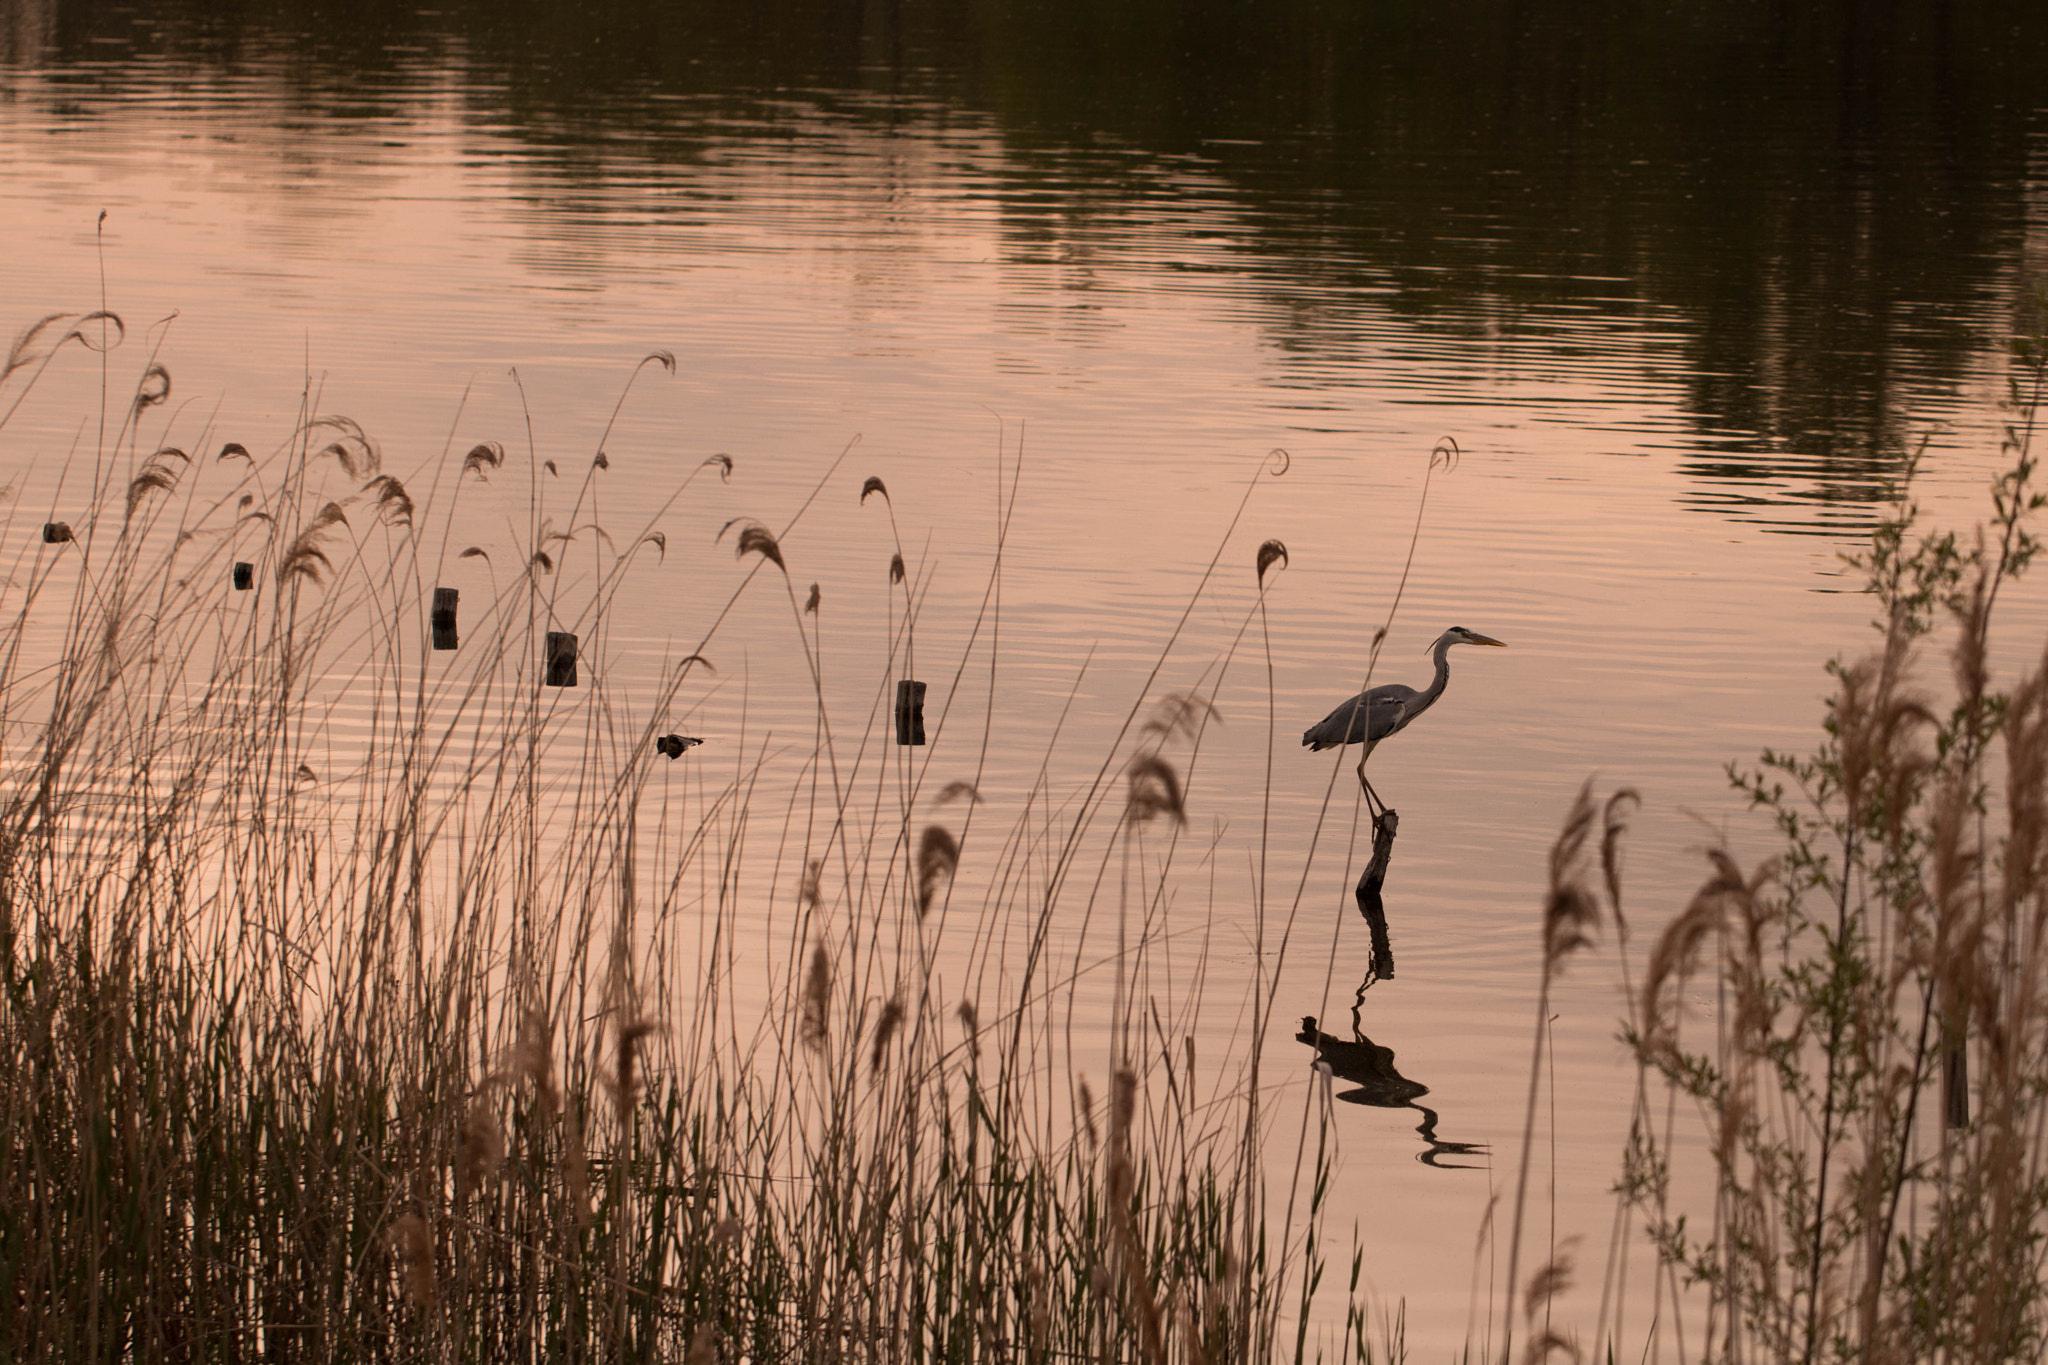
(431, 587, 459, 650)
(232, 562, 254, 590)
(545, 632, 578, 687)
(1354, 809, 1398, 982)
(894, 679, 926, 745)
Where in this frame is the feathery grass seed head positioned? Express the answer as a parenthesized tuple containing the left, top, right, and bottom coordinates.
(719, 519, 785, 571)
(1125, 755, 1187, 827)
(458, 1099, 504, 1188)
(125, 447, 188, 519)
(957, 999, 980, 1056)
(133, 361, 170, 412)
(611, 1017, 657, 1120)
(800, 943, 832, 1050)
(917, 826, 959, 919)
(309, 415, 378, 478)
(461, 441, 504, 478)
(1140, 694, 1219, 746)
(1256, 538, 1288, 585)
(388, 1213, 436, 1308)
(871, 995, 903, 1075)
(1541, 782, 1601, 971)
(363, 475, 414, 528)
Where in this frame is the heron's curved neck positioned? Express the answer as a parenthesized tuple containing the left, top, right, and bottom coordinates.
(1418, 636, 1455, 709)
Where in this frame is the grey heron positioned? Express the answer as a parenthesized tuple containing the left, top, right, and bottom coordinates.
(1303, 625, 1506, 819)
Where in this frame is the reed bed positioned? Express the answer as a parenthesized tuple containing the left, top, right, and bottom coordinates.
(1580, 314, 2048, 1364)
(0, 309, 1373, 1364)
(14, 289, 2048, 1365)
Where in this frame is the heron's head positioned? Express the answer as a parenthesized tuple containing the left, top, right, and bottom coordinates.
(1429, 626, 1507, 651)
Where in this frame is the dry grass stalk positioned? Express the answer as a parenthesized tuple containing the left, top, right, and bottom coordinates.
(1504, 783, 1607, 1365)
(1104, 1068, 1166, 1365)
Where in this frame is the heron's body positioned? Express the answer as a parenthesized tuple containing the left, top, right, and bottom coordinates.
(1303, 682, 1426, 754)
(1304, 626, 1506, 815)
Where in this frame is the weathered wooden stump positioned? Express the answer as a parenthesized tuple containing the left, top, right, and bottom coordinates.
(545, 632, 578, 687)
(894, 679, 926, 745)
(431, 587, 459, 649)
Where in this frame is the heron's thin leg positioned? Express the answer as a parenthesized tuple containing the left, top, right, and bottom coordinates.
(1357, 755, 1394, 833)
(1355, 756, 1383, 819)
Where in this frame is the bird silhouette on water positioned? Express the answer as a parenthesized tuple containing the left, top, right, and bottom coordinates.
(1303, 625, 1505, 821)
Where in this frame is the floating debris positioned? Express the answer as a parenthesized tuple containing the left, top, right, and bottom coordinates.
(655, 734, 703, 760)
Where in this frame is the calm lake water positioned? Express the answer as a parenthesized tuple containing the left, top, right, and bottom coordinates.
(6, 0, 2048, 1350)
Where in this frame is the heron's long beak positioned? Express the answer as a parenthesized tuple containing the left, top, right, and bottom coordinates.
(1424, 631, 1509, 652)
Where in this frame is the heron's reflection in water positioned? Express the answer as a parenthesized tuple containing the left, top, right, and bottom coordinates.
(1298, 809, 1486, 1169)
(1297, 1015, 1485, 1169)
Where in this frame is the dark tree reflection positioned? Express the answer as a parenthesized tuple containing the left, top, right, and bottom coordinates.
(9, 0, 2044, 527)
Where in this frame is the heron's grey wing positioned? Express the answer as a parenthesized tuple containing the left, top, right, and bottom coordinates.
(1304, 692, 1371, 748)
(1305, 686, 1416, 748)
(1360, 684, 1420, 741)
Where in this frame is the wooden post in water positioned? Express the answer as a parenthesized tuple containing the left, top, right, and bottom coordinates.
(545, 632, 578, 687)
(431, 588, 458, 650)
(1354, 809, 1398, 983)
(894, 679, 926, 745)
